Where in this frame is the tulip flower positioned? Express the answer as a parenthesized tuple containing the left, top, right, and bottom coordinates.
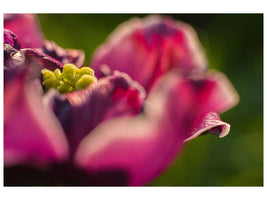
(4, 14, 239, 186)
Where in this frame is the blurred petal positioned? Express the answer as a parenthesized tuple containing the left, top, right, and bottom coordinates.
(147, 70, 239, 144)
(74, 116, 168, 186)
(4, 14, 44, 48)
(148, 70, 239, 143)
(23, 48, 63, 70)
(4, 32, 63, 72)
(47, 71, 146, 150)
(4, 29, 21, 50)
(4, 44, 25, 69)
(4, 67, 69, 167)
(194, 70, 240, 114)
(91, 15, 207, 91)
(74, 68, 238, 185)
(4, 14, 85, 68)
(4, 65, 27, 120)
(42, 41, 85, 68)
(4, 43, 63, 74)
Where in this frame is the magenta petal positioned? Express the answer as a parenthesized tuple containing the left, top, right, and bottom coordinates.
(4, 14, 44, 48)
(4, 44, 63, 71)
(4, 77, 69, 167)
(23, 41, 85, 70)
(72, 74, 190, 186)
(184, 112, 230, 142)
(74, 69, 238, 186)
(74, 116, 181, 186)
(91, 15, 207, 91)
(146, 70, 239, 125)
(145, 70, 239, 143)
(4, 29, 63, 70)
(4, 29, 21, 50)
(47, 71, 146, 150)
(4, 44, 26, 69)
(4, 14, 85, 68)
(42, 41, 85, 68)
(195, 70, 240, 114)
(22, 48, 63, 70)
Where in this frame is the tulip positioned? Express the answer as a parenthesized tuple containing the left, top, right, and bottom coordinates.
(4, 14, 239, 186)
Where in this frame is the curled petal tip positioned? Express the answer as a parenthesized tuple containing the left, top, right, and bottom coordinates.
(184, 112, 231, 143)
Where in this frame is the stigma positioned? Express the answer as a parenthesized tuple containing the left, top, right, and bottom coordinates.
(41, 63, 97, 94)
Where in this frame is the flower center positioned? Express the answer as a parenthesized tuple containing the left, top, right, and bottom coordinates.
(41, 63, 97, 94)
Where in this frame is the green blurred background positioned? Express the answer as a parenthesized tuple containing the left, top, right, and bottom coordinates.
(38, 14, 263, 186)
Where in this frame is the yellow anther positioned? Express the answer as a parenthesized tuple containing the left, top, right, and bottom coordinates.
(75, 74, 97, 90)
(41, 63, 97, 94)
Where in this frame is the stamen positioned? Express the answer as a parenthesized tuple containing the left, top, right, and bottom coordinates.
(41, 63, 97, 94)
(75, 74, 97, 90)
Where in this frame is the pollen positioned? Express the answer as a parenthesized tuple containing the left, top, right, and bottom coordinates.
(41, 63, 97, 94)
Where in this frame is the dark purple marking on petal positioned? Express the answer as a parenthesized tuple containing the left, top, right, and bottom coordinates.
(209, 126, 223, 135)
(53, 97, 73, 129)
(42, 41, 85, 68)
(43, 89, 73, 138)
(4, 29, 21, 50)
(4, 43, 63, 78)
(22, 48, 63, 70)
(184, 112, 230, 142)
(143, 19, 178, 39)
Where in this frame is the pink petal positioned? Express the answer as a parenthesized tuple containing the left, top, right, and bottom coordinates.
(4, 14, 44, 48)
(4, 71, 69, 167)
(74, 69, 238, 185)
(47, 71, 146, 151)
(74, 116, 181, 186)
(3, 30, 64, 71)
(42, 41, 85, 68)
(91, 15, 207, 91)
(145, 69, 239, 142)
(4, 43, 63, 71)
(195, 70, 240, 114)
(184, 112, 231, 142)
(4, 14, 85, 68)
(23, 48, 63, 70)
(4, 29, 21, 50)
